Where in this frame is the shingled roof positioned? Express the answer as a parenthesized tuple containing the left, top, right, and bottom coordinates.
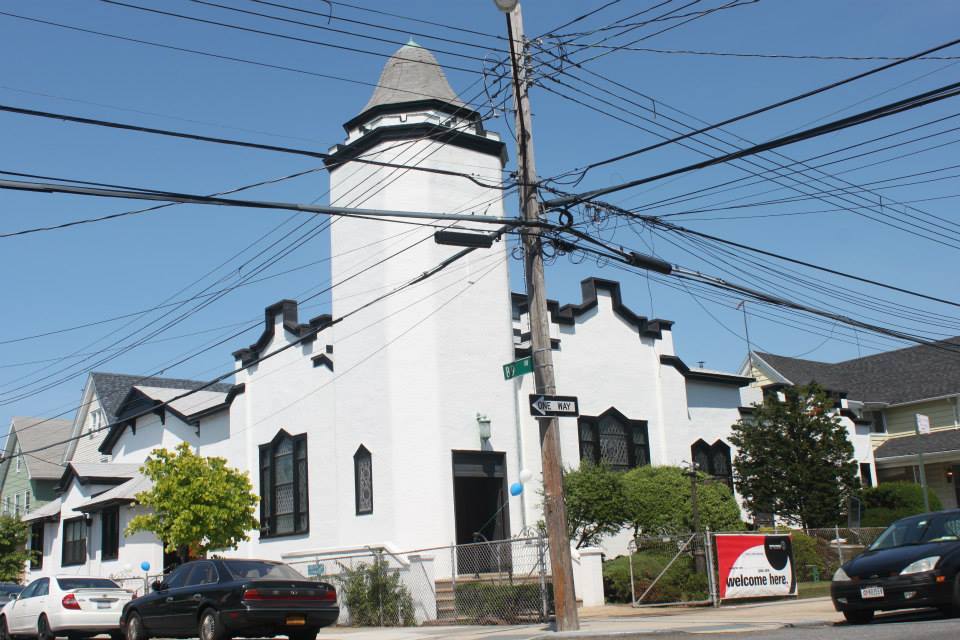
(874, 429, 960, 459)
(363, 40, 465, 113)
(90, 372, 233, 424)
(4, 417, 73, 479)
(755, 336, 960, 404)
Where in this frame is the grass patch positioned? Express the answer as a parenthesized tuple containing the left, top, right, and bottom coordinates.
(797, 581, 831, 599)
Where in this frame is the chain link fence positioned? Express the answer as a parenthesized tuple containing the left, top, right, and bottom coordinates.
(284, 535, 552, 626)
(796, 527, 885, 581)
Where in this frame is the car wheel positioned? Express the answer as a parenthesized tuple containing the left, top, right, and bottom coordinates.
(125, 613, 149, 640)
(0, 615, 10, 640)
(842, 609, 874, 624)
(37, 615, 55, 640)
(198, 610, 227, 640)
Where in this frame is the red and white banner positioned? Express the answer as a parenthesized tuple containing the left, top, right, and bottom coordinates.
(715, 534, 797, 600)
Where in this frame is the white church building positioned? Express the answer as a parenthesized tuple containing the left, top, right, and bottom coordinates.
(20, 43, 756, 607)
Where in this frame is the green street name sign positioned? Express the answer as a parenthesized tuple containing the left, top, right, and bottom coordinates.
(503, 356, 534, 380)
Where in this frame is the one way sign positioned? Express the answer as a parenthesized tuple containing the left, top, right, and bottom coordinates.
(529, 394, 580, 418)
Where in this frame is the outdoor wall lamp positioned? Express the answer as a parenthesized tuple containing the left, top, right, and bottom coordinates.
(477, 413, 492, 440)
(947, 468, 955, 483)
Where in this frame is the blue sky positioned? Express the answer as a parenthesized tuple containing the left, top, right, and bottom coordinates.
(2, 0, 959, 431)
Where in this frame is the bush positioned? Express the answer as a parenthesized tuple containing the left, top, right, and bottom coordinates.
(603, 550, 708, 604)
(336, 557, 415, 626)
(860, 482, 942, 527)
(791, 531, 836, 582)
(454, 582, 552, 624)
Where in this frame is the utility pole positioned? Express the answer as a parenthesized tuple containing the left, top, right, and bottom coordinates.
(498, 0, 579, 631)
(684, 463, 706, 574)
(737, 300, 754, 374)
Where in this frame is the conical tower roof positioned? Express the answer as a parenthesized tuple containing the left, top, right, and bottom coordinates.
(362, 40, 466, 113)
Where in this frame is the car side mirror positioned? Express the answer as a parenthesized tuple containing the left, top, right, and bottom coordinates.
(151, 581, 166, 592)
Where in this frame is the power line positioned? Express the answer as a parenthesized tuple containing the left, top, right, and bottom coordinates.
(546, 35, 960, 187)
(544, 79, 960, 208)
(96, 0, 488, 75)
(0, 103, 509, 189)
(554, 45, 960, 62)
(324, 0, 504, 42)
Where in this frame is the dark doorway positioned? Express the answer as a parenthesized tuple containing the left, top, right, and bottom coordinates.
(452, 451, 511, 575)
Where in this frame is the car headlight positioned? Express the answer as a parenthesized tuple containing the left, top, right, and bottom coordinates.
(833, 567, 851, 582)
(900, 556, 940, 575)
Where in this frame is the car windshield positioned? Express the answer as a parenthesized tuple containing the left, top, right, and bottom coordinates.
(869, 513, 960, 550)
(221, 560, 305, 582)
(57, 578, 121, 590)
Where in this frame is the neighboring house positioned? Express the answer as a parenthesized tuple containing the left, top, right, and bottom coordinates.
(743, 339, 960, 510)
(0, 417, 72, 519)
(22, 42, 755, 591)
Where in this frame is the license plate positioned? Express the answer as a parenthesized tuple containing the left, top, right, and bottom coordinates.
(860, 586, 884, 599)
(97, 602, 111, 609)
(286, 616, 306, 626)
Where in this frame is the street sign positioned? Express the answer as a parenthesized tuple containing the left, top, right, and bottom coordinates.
(915, 413, 931, 435)
(529, 394, 579, 418)
(503, 356, 534, 380)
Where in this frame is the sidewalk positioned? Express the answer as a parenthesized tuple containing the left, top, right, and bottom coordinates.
(315, 597, 842, 639)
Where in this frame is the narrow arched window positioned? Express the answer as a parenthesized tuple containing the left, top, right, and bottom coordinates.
(259, 430, 309, 537)
(354, 445, 373, 515)
(691, 439, 711, 475)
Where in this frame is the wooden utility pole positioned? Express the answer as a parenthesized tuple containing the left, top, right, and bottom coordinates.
(504, 3, 579, 631)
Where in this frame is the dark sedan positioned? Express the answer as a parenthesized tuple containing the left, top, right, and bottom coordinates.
(831, 509, 960, 624)
(120, 559, 338, 640)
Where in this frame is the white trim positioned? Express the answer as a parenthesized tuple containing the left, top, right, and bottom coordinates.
(744, 353, 791, 385)
(875, 449, 960, 467)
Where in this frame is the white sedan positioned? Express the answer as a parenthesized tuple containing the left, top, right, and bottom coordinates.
(0, 576, 132, 640)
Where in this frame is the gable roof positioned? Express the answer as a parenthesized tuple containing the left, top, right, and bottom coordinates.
(90, 372, 234, 424)
(755, 337, 960, 404)
(4, 417, 73, 480)
(75, 473, 151, 513)
(56, 462, 141, 493)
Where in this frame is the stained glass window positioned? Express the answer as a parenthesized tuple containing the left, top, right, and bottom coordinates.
(259, 431, 309, 537)
(354, 445, 373, 515)
(578, 410, 649, 470)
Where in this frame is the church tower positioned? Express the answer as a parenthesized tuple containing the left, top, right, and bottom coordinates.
(325, 43, 522, 551)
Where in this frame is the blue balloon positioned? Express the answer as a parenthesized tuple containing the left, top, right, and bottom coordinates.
(140, 561, 151, 572)
(509, 482, 523, 496)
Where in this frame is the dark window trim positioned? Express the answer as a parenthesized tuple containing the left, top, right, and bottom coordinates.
(354, 445, 373, 516)
(30, 522, 44, 570)
(577, 407, 650, 470)
(62, 517, 87, 567)
(691, 438, 734, 489)
(259, 430, 309, 539)
(101, 506, 120, 561)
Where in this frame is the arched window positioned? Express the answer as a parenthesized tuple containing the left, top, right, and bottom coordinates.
(578, 409, 649, 471)
(354, 445, 373, 516)
(690, 439, 733, 489)
(259, 430, 309, 537)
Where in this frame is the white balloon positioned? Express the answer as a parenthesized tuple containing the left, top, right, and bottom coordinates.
(124, 564, 132, 572)
(519, 469, 533, 483)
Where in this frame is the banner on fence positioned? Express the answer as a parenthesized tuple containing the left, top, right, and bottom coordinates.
(715, 534, 796, 600)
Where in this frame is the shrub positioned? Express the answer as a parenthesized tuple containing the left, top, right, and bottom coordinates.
(336, 557, 415, 626)
(454, 582, 552, 623)
(603, 550, 708, 604)
(860, 482, 942, 527)
(563, 461, 628, 548)
(791, 531, 836, 581)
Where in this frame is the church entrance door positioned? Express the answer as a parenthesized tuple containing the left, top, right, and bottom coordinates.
(452, 451, 511, 575)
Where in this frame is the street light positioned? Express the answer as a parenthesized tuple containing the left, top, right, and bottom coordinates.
(492, 0, 519, 12)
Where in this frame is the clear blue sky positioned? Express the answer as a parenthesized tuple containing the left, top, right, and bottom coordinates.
(2, 0, 959, 432)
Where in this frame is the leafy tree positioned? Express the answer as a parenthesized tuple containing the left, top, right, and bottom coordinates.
(127, 443, 259, 563)
(730, 384, 859, 528)
(621, 465, 744, 536)
(0, 515, 31, 582)
(562, 462, 628, 548)
(860, 481, 942, 527)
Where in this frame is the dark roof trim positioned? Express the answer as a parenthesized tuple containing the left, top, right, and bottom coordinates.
(75, 497, 132, 513)
(98, 383, 246, 455)
(738, 406, 756, 416)
(512, 278, 673, 339)
(312, 354, 334, 371)
(326, 122, 507, 171)
(56, 466, 133, 494)
(839, 408, 873, 426)
(342, 98, 481, 133)
(232, 300, 332, 366)
(661, 355, 754, 387)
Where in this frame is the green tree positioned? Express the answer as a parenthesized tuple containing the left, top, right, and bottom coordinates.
(860, 481, 942, 526)
(0, 515, 32, 582)
(730, 384, 859, 528)
(562, 461, 628, 548)
(621, 465, 744, 536)
(127, 443, 259, 562)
